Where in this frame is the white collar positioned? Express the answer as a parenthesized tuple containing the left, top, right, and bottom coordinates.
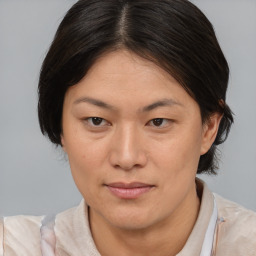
(200, 196, 218, 256)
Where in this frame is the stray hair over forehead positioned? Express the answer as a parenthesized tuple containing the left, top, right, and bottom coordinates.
(38, 0, 233, 174)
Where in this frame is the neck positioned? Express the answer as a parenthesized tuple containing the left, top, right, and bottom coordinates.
(89, 184, 200, 256)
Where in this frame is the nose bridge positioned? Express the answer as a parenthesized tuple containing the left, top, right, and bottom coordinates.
(109, 122, 147, 170)
(120, 123, 137, 152)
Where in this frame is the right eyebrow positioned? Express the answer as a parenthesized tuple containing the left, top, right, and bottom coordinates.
(73, 97, 116, 110)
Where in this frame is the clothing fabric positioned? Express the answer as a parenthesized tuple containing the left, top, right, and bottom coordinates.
(1, 180, 256, 256)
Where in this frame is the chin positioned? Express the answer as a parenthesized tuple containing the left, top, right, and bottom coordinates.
(112, 218, 154, 231)
(105, 207, 161, 231)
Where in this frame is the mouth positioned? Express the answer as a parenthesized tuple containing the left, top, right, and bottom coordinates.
(105, 182, 155, 199)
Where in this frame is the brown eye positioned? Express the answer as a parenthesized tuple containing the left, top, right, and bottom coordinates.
(148, 118, 171, 128)
(86, 117, 109, 127)
(152, 118, 164, 126)
(91, 117, 103, 126)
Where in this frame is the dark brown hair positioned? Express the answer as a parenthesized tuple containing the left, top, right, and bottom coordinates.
(38, 0, 233, 174)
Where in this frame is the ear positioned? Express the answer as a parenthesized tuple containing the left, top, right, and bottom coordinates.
(200, 112, 223, 155)
(61, 134, 66, 152)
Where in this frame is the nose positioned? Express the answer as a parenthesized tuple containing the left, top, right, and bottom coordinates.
(109, 125, 148, 171)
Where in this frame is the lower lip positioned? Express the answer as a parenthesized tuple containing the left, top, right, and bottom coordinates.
(106, 186, 153, 199)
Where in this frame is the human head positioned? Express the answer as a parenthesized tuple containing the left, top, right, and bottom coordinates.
(38, 0, 233, 174)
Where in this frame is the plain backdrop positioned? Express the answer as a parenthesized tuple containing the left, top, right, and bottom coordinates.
(0, 0, 255, 216)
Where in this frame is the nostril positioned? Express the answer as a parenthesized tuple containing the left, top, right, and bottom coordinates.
(113, 162, 137, 171)
(111, 152, 148, 171)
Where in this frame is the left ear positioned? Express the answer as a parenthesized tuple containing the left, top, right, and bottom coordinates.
(61, 134, 67, 153)
(200, 112, 223, 155)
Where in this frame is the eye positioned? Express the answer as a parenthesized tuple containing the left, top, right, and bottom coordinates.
(148, 118, 171, 128)
(86, 117, 109, 127)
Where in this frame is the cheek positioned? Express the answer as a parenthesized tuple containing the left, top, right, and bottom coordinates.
(150, 128, 202, 176)
(68, 151, 103, 207)
(65, 137, 108, 192)
(66, 131, 108, 166)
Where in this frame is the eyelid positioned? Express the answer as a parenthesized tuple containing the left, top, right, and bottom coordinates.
(147, 118, 173, 128)
(82, 117, 173, 129)
(84, 117, 111, 127)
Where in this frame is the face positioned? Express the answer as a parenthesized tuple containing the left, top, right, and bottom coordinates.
(61, 50, 220, 230)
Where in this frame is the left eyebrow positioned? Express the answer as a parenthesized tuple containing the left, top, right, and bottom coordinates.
(142, 98, 184, 112)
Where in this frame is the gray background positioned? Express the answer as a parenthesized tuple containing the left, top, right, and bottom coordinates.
(0, 0, 255, 216)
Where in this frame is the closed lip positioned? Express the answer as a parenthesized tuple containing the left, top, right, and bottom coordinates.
(105, 182, 155, 188)
(105, 182, 155, 199)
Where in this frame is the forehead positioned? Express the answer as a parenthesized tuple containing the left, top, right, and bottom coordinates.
(64, 49, 198, 112)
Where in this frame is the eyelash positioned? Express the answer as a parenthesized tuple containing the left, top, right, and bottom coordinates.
(84, 117, 172, 128)
(85, 117, 110, 127)
(147, 118, 171, 128)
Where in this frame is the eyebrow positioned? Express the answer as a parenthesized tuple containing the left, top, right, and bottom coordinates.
(73, 97, 183, 111)
(142, 98, 183, 112)
(73, 97, 115, 110)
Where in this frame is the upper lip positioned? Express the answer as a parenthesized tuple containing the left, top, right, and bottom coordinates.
(106, 182, 154, 188)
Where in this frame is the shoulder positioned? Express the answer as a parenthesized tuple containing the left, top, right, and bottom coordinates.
(1, 215, 44, 256)
(215, 193, 256, 225)
(0, 201, 98, 256)
(214, 194, 256, 255)
(54, 200, 100, 256)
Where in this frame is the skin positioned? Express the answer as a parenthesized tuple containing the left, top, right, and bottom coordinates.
(61, 50, 222, 256)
